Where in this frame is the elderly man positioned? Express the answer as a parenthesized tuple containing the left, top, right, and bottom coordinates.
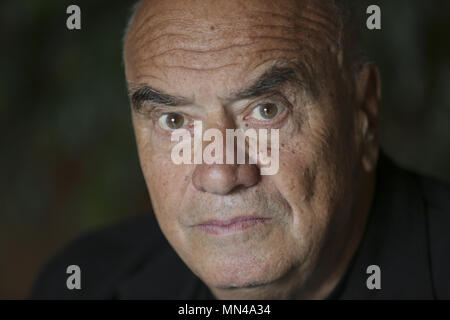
(32, 0, 449, 299)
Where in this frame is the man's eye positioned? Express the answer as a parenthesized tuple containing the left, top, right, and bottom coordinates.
(251, 103, 280, 120)
(158, 113, 185, 130)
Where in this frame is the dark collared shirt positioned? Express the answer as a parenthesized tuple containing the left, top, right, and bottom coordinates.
(30, 153, 450, 299)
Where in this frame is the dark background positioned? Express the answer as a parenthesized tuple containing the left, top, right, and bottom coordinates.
(0, 0, 449, 299)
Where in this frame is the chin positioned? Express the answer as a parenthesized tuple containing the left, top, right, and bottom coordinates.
(196, 252, 294, 291)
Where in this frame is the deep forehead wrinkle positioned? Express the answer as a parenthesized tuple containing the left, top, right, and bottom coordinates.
(131, 18, 338, 57)
(124, 0, 341, 102)
(126, 0, 342, 62)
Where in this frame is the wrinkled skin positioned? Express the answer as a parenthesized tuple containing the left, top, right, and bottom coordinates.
(124, 0, 381, 299)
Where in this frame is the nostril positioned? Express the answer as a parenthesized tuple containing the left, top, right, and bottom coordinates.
(192, 173, 206, 192)
(238, 164, 260, 188)
(192, 163, 259, 195)
(196, 165, 237, 195)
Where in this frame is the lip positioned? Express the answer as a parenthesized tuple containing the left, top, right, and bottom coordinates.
(193, 216, 272, 235)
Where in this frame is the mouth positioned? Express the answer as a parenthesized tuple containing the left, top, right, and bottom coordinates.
(193, 216, 272, 235)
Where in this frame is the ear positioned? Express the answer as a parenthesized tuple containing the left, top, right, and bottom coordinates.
(354, 62, 381, 172)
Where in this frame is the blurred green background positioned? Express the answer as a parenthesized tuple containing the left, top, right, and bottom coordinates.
(0, 0, 449, 299)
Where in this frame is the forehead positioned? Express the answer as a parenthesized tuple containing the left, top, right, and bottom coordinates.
(124, 0, 341, 97)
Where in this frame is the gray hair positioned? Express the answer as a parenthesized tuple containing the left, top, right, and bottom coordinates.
(122, 0, 143, 47)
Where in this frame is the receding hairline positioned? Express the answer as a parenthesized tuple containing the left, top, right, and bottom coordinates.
(122, 0, 366, 69)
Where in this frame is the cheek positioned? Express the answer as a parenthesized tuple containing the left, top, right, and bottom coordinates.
(134, 124, 191, 223)
(270, 111, 342, 243)
(272, 143, 318, 244)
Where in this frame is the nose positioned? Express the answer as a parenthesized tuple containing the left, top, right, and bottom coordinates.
(192, 162, 260, 195)
(191, 111, 261, 195)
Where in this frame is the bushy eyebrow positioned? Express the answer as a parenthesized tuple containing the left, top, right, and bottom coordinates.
(229, 64, 311, 100)
(128, 61, 316, 110)
(129, 84, 191, 110)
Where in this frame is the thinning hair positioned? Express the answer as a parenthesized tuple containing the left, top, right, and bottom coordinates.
(333, 0, 368, 67)
(122, 1, 142, 47)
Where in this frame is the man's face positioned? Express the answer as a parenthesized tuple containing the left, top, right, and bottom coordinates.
(124, 0, 376, 298)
